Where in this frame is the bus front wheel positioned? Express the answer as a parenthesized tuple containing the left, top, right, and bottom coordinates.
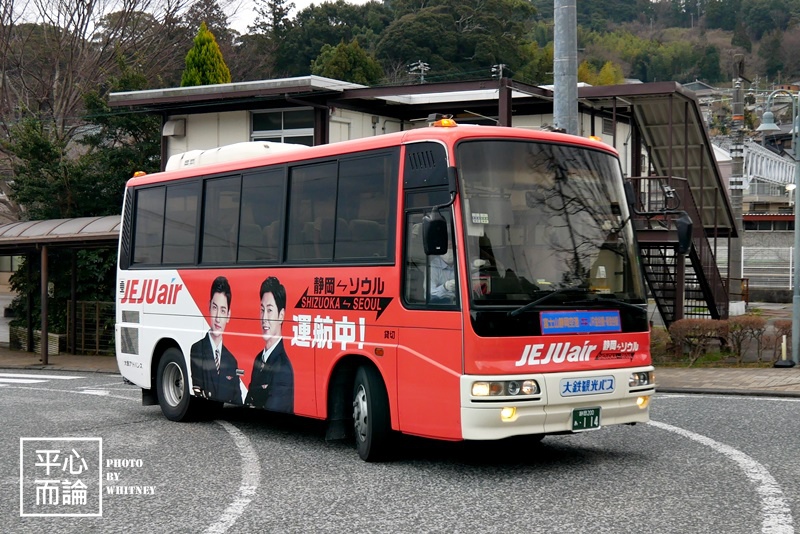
(156, 348, 198, 422)
(352, 365, 391, 461)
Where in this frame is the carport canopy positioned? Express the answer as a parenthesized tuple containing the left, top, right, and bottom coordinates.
(0, 216, 121, 364)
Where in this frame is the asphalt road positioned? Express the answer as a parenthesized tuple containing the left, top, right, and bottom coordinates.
(1, 370, 798, 533)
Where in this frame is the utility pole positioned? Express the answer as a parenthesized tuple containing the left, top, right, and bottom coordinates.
(407, 60, 430, 84)
(729, 55, 746, 312)
(553, 0, 578, 135)
(491, 64, 507, 79)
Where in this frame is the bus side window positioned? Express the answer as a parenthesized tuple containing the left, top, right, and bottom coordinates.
(287, 163, 337, 262)
(132, 186, 166, 265)
(202, 176, 240, 263)
(404, 217, 427, 304)
(240, 170, 284, 263)
(162, 183, 198, 264)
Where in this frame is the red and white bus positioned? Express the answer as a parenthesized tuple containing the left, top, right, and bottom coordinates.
(116, 118, 655, 461)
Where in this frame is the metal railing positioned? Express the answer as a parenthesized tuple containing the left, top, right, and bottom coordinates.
(629, 176, 729, 318)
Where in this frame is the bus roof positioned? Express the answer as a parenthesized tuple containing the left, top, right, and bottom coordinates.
(126, 124, 620, 188)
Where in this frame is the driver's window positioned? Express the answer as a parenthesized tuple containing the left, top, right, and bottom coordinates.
(403, 212, 458, 308)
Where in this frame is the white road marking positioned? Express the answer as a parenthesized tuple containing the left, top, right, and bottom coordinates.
(4, 378, 261, 532)
(657, 393, 800, 403)
(204, 420, 260, 534)
(0, 378, 47, 384)
(80, 390, 110, 396)
(649, 420, 794, 534)
(0, 385, 136, 401)
(0, 373, 84, 380)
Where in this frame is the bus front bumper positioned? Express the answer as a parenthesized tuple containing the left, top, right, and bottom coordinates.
(460, 367, 655, 440)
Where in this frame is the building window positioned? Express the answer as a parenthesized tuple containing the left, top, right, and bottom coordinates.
(602, 118, 614, 136)
(252, 108, 314, 146)
(744, 220, 795, 231)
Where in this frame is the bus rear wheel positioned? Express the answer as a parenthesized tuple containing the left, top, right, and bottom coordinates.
(156, 348, 198, 421)
(352, 365, 391, 461)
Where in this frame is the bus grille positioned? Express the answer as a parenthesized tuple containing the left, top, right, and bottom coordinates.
(120, 327, 139, 355)
(122, 310, 140, 323)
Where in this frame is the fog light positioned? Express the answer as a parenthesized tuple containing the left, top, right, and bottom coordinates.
(500, 407, 517, 421)
(637, 396, 650, 409)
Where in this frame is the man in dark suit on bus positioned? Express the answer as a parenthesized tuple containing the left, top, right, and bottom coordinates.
(190, 276, 243, 404)
(245, 276, 294, 413)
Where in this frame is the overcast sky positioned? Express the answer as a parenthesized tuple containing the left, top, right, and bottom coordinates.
(228, 0, 375, 34)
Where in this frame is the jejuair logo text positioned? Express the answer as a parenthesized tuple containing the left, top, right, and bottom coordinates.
(120, 278, 183, 305)
(515, 341, 597, 367)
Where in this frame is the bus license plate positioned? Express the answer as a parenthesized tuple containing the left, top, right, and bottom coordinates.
(572, 407, 601, 432)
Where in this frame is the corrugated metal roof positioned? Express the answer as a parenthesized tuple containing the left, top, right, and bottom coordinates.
(0, 215, 120, 254)
(580, 82, 736, 237)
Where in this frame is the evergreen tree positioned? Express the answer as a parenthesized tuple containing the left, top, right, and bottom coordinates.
(697, 45, 722, 83)
(181, 22, 232, 86)
(247, 0, 295, 77)
(759, 30, 784, 79)
(311, 40, 383, 85)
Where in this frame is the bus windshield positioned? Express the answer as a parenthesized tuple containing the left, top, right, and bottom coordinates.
(457, 139, 646, 308)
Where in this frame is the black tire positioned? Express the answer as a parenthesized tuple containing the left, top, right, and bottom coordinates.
(156, 347, 198, 421)
(352, 365, 392, 461)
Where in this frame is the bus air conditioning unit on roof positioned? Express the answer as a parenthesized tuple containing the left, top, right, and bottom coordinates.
(165, 141, 310, 171)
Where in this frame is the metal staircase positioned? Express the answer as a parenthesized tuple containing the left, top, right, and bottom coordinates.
(630, 176, 729, 327)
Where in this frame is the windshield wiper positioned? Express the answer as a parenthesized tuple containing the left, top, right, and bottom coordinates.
(508, 287, 589, 317)
(571, 296, 647, 313)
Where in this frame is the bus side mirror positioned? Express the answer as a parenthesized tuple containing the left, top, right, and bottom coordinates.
(447, 166, 459, 196)
(675, 211, 693, 254)
(624, 180, 636, 212)
(422, 210, 448, 255)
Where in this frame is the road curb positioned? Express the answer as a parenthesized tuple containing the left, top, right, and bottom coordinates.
(1, 365, 119, 375)
(657, 387, 800, 398)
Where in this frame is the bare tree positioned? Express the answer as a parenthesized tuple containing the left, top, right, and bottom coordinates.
(0, 0, 197, 222)
(0, 0, 198, 136)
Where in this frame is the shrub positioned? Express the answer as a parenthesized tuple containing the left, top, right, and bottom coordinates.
(727, 315, 766, 364)
(668, 318, 728, 366)
(649, 326, 673, 363)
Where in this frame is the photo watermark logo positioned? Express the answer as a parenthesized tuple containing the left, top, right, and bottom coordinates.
(20, 437, 103, 517)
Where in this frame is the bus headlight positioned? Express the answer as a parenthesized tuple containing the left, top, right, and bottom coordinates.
(629, 371, 654, 387)
(521, 380, 538, 395)
(471, 379, 540, 397)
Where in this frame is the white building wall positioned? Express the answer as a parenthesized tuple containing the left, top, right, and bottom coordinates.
(165, 111, 250, 159)
(330, 108, 406, 141)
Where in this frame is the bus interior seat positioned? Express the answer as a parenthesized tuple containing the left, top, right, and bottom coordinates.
(134, 215, 163, 264)
(162, 213, 196, 263)
(262, 221, 280, 260)
(349, 219, 386, 258)
(237, 223, 267, 261)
